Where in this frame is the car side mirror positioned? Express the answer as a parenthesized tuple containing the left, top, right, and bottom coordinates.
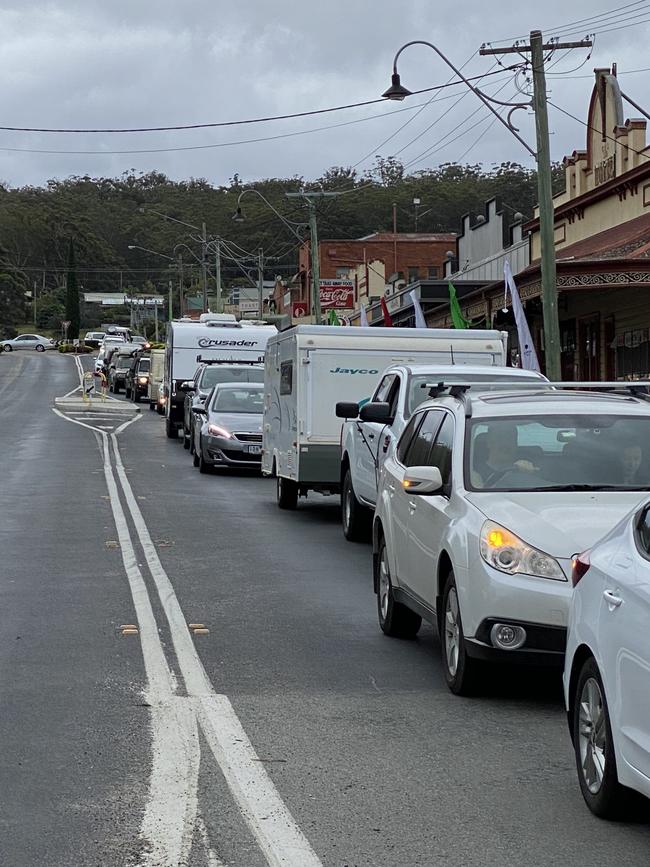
(191, 406, 207, 415)
(359, 401, 393, 424)
(180, 381, 196, 392)
(402, 466, 443, 495)
(336, 401, 360, 419)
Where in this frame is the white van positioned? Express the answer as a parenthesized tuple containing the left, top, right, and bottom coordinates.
(262, 325, 508, 509)
(148, 349, 166, 413)
(164, 314, 276, 438)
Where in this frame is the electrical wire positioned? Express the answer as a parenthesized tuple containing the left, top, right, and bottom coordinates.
(0, 69, 511, 135)
(548, 99, 650, 158)
(557, 14, 650, 39)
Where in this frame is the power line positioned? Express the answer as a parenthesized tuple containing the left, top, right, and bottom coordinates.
(548, 98, 650, 158)
(0, 69, 511, 135)
(558, 14, 650, 39)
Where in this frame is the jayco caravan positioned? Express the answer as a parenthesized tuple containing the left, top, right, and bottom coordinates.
(262, 325, 508, 509)
(164, 314, 276, 438)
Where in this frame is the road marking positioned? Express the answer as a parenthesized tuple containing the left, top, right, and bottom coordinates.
(110, 434, 322, 867)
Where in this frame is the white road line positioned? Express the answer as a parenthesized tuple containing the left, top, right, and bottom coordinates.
(52, 407, 203, 867)
(110, 434, 323, 867)
(114, 414, 141, 435)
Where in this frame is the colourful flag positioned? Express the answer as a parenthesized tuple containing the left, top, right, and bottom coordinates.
(504, 260, 541, 372)
(359, 305, 369, 327)
(448, 282, 470, 329)
(409, 289, 427, 329)
(380, 296, 393, 327)
(328, 309, 340, 326)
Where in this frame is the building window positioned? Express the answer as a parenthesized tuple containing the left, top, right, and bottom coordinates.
(428, 266, 439, 278)
(408, 267, 419, 283)
(336, 267, 352, 278)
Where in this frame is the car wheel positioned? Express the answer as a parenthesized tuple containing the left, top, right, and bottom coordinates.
(148, 401, 155, 411)
(189, 428, 195, 455)
(183, 429, 190, 450)
(35, 344, 45, 352)
(198, 448, 211, 474)
(277, 476, 298, 510)
(157, 403, 164, 415)
(441, 572, 479, 696)
(342, 469, 372, 542)
(165, 416, 177, 439)
(376, 538, 421, 639)
(3, 344, 12, 352)
(125, 387, 131, 399)
(573, 656, 634, 818)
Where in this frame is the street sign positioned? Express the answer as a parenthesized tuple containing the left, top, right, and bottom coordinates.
(292, 301, 309, 319)
(239, 301, 259, 313)
(62, 320, 71, 328)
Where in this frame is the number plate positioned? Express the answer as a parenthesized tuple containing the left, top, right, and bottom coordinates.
(246, 444, 262, 455)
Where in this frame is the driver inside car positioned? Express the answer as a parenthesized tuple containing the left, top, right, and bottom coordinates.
(472, 426, 538, 488)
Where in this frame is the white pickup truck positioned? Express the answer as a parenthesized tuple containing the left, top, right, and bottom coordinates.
(336, 364, 548, 541)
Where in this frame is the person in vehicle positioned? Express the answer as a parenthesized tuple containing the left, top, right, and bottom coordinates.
(621, 443, 643, 486)
(472, 426, 538, 488)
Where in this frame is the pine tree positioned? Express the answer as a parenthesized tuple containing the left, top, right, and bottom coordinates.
(65, 237, 80, 340)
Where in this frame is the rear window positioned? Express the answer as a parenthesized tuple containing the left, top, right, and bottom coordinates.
(200, 366, 264, 388)
(406, 373, 545, 416)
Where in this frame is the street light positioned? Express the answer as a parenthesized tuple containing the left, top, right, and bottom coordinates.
(128, 244, 177, 321)
(232, 189, 307, 243)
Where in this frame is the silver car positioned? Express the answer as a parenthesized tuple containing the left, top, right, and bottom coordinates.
(192, 383, 264, 474)
(2, 334, 56, 352)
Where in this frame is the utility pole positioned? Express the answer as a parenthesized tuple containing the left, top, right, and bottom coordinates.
(177, 254, 184, 317)
(215, 239, 222, 313)
(286, 191, 340, 324)
(257, 247, 264, 320)
(33, 279, 37, 325)
(413, 197, 420, 232)
(201, 221, 208, 313)
(480, 31, 591, 381)
(168, 280, 173, 322)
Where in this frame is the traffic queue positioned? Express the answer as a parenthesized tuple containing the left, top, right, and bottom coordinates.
(95, 313, 650, 821)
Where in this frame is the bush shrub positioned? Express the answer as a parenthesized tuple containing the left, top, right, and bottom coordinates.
(57, 343, 93, 354)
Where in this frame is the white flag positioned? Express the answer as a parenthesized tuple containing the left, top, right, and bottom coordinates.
(359, 305, 369, 327)
(504, 260, 541, 372)
(409, 289, 427, 329)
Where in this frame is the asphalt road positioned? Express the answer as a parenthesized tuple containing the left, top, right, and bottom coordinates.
(2, 350, 650, 867)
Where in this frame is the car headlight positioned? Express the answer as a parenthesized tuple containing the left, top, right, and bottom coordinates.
(207, 423, 232, 438)
(479, 520, 566, 581)
(138, 376, 148, 384)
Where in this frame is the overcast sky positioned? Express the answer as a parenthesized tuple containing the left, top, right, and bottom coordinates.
(0, 0, 648, 188)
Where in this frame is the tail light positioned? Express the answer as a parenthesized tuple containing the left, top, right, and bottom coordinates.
(571, 552, 590, 587)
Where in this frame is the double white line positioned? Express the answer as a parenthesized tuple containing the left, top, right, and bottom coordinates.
(54, 359, 322, 867)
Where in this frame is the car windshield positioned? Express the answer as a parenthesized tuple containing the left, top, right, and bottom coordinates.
(405, 373, 546, 416)
(200, 367, 264, 389)
(138, 359, 151, 372)
(211, 388, 264, 414)
(466, 414, 650, 491)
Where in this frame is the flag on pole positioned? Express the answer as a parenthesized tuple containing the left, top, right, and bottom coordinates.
(359, 305, 369, 327)
(328, 309, 340, 326)
(504, 260, 541, 372)
(409, 289, 427, 329)
(380, 296, 393, 327)
(448, 282, 470, 329)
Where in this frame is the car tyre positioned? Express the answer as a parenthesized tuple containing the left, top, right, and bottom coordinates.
(35, 344, 45, 352)
(3, 344, 12, 352)
(441, 572, 479, 696)
(277, 476, 298, 510)
(183, 429, 190, 450)
(148, 401, 155, 411)
(342, 469, 372, 542)
(125, 387, 131, 400)
(165, 416, 177, 439)
(376, 538, 421, 638)
(573, 656, 635, 819)
(198, 447, 211, 474)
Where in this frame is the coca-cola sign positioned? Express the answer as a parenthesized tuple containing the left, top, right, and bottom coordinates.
(319, 280, 354, 309)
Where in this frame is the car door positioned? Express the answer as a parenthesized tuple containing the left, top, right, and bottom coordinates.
(598, 507, 650, 782)
(405, 412, 456, 608)
(389, 410, 444, 591)
(355, 374, 397, 504)
(15, 335, 35, 350)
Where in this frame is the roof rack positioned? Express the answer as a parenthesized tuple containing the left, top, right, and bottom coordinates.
(422, 380, 650, 418)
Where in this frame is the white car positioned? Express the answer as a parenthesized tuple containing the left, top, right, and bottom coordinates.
(2, 334, 56, 351)
(336, 364, 547, 541)
(564, 502, 650, 818)
(373, 384, 650, 695)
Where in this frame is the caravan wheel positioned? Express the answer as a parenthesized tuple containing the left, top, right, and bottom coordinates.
(277, 476, 298, 510)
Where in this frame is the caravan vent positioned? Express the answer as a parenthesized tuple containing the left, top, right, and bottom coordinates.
(200, 312, 238, 325)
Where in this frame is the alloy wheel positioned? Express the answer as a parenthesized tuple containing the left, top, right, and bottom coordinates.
(344, 485, 353, 533)
(444, 588, 460, 677)
(578, 677, 607, 795)
(378, 547, 390, 621)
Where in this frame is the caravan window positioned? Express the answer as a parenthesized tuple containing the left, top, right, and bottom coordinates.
(280, 361, 293, 395)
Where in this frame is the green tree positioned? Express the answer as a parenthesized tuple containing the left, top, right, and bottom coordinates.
(65, 237, 80, 339)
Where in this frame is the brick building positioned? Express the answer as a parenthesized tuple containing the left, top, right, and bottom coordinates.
(286, 231, 455, 320)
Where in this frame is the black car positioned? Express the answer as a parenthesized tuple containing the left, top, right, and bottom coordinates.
(125, 354, 150, 402)
(108, 348, 138, 394)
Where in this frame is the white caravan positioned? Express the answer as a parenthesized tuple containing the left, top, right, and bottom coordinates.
(164, 313, 276, 438)
(262, 325, 508, 509)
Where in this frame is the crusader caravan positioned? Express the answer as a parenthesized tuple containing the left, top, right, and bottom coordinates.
(164, 314, 275, 438)
(262, 324, 508, 509)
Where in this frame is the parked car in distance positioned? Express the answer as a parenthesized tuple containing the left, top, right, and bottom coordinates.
(337, 364, 548, 541)
(1, 334, 56, 352)
(373, 383, 650, 696)
(125, 355, 150, 402)
(108, 347, 138, 393)
(83, 331, 105, 348)
(182, 362, 264, 451)
(564, 501, 650, 818)
(192, 382, 264, 474)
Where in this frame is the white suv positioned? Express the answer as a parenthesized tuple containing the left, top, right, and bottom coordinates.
(373, 384, 650, 695)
